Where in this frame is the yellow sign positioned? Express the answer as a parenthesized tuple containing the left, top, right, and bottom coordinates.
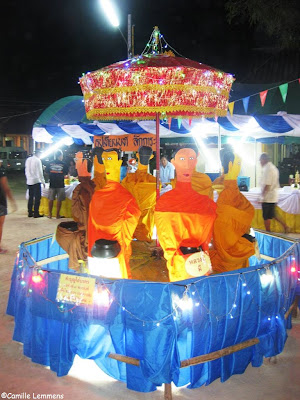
(94, 134, 156, 152)
(185, 251, 212, 277)
(56, 274, 96, 305)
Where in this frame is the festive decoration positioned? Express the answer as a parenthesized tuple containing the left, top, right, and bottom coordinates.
(80, 26, 234, 124)
(80, 55, 234, 120)
(279, 83, 289, 103)
(242, 96, 250, 113)
(6, 232, 299, 393)
(228, 101, 235, 116)
(259, 90, 268, 107)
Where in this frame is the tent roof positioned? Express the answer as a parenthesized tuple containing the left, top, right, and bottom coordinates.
(33, 87, 300, 145)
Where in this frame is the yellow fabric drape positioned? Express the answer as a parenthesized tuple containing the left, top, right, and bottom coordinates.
(122, 170, 156, 242)
(191, 170, 213, 198)
(210, 180, 255, 273)
(88, 181, 141, 279)
(39, 197, 72, 218)
(155, 182, 217, 281)
(251, 206, 300, 233)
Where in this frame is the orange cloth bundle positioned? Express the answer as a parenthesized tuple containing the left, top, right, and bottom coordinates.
(88, 181, 141, 279)
(210, 180, 255, 273)
(191, 171, 213, 198)
(155, 182, 217, 281)
(122, 170, 156, 242)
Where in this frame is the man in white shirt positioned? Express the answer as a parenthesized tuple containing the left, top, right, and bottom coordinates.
(260, 153, 289, 232)
(160, 155, 175, 185)
(25, 150, 45, 218)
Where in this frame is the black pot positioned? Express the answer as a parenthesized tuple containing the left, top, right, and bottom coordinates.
(91, 239, 121, 259)
(180, 245, 202, 255)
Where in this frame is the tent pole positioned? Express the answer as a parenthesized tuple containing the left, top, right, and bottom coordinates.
(156, 112, 160, 200)
(155, 112, 160, 247)
(254, 139, 257, 187)
(218, 124, 221, 173)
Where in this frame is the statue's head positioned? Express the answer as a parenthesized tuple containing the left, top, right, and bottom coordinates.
(220, 144, 241, 180)
(136, 146, 153, 169)
(102, 148, 122, 182)
(171, 147, 198, 183)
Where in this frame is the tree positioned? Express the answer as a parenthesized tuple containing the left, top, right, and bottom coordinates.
(225, 0, 300, 49)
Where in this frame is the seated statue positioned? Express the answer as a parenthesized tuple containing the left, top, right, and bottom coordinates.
(122, 146, 156, 242)
(88, 148, 141, 279)
(92, 147, 107, 190)
(155, 147, 217, 282)
(209, 146, 255, 273)
(56, 151, 94, 271)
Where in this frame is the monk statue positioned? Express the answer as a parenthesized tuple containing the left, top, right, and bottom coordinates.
(155, 147, 217, 282)
(209, 145, 255, 273)
(92, 147, 107, 191)
(122, 146, 156, 242)
(56, 151, 94, 272)
(88, 148, 141, 279)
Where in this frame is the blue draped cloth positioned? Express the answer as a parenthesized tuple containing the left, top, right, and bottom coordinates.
(6, 233, 299, 392)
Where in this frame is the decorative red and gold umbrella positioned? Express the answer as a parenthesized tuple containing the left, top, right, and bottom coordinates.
(80, 53, 233, 121)
(79, 27, 234, 197)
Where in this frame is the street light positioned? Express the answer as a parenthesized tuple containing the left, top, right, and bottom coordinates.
(99, 0, 119, 27)
(99, 0, 133, 59)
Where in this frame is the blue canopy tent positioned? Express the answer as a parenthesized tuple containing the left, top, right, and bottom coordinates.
(32, 95, 300, 146)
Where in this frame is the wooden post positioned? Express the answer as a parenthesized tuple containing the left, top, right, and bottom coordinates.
(284, 297, 299, 320)
(180, 338, 259, 368)
(164, 383, 172, 400)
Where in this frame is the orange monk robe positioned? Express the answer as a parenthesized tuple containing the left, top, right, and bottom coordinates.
(212, 174, 225, 194)
(122, 170, 156, 242)
(92, 157, 107, 190)
(155, 182, 217, 281)
(72, 177, 95, 241)
(210, 180, 255, 273)
(88, 181, 141, 279)
(191, 170, 213, 198)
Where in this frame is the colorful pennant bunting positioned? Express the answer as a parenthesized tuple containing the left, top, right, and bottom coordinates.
(242, 96, 250, 113)
(279, 83, 288, 103)
(228, 102, 234, 116)
(259, 90, 268, 107)
(177, 117, 182, 129)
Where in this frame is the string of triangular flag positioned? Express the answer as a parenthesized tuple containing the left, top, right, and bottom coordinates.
(227, 77, 300, 116)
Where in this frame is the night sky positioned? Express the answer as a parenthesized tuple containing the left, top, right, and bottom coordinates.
(1, 0, 299, 133)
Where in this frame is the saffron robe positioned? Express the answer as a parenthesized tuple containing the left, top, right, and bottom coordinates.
(155, 182, 217, 281)
(88, 181, 141, 279)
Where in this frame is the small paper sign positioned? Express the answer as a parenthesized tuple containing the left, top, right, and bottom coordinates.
(185, 251, 212, 277)
(56, 274, 95, 305)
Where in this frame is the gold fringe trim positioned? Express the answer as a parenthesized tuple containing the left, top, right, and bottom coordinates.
(83, 84, 229, 100)
(87, 106, 227, 120)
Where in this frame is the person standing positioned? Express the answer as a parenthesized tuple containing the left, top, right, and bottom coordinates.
(259, 153, 290, 232)
(25, 150, 45, 218)
(46, 150, 68, 219)
(0, 159, 17, 253)
(160, 155, 175, 185)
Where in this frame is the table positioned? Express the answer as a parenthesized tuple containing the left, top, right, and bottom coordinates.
(30, 182, 80, 218)
(243, 187, 300, 233)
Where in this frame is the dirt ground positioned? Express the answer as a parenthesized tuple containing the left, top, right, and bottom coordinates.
(0, 173, 299, 400)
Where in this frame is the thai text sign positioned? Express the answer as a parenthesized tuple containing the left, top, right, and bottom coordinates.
(185, 251, 212, 277)
(94, 134, 156, 151)
(56, 274, 95, 305)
